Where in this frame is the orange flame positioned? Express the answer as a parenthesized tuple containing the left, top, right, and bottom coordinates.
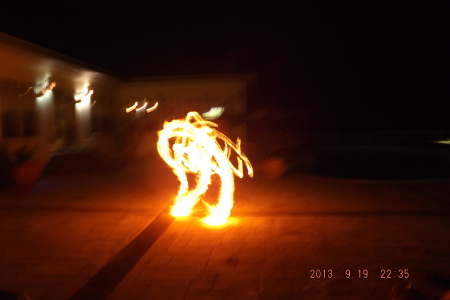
(157, 112, 253, 225)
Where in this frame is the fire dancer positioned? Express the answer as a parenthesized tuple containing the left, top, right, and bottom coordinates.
(157, 112, 253, 225)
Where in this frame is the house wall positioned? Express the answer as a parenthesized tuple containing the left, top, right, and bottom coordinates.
(120, 79, 247, 118)
(0, 34, 121, 165)
(0, 33, 258, 166)
(0, 77, 53, 166)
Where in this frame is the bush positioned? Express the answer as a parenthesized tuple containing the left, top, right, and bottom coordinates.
(13, 145, 37, 164)
(0, 144, 12, 188)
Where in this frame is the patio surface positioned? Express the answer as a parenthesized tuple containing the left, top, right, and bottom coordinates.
(0, 150, 449, 299)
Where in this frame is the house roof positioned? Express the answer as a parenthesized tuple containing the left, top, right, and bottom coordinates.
(127, 73, 259, 84)
(0, 32, 259, 85)
(0, 31, 125, 82)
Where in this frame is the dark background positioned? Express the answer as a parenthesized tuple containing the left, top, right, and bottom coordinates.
(0, 1, 448, 132)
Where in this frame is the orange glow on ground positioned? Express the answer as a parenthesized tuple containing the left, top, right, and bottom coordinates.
(157, 112, 253, 226)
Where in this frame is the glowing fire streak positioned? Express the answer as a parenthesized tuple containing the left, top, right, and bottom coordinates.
(157, 112, 253, 225)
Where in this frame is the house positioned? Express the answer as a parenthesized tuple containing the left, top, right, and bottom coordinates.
(0, 32, 258, 166)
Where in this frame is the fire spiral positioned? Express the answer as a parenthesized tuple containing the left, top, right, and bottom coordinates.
(157, 112, 253, 225)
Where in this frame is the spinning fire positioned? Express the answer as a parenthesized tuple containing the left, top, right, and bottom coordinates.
(157, 112, 253, 225)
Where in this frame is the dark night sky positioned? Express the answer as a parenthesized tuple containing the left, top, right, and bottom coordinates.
(1, 1, 449, 131)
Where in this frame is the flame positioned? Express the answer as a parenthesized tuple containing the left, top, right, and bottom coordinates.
(157, 112, 253, 225)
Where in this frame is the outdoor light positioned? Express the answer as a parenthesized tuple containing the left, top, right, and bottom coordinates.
(34, 78, 56, 95)
(146, 102, 158, 113)
(202, 107, 224, 120)
(126, 102, 138, 113)
(157, 112, 253, 226)
(435, 139, 450, 145)
(135, 102, 148, 114)
(43, 82, 56, 94)
(19, 78, 56, 97)
(125, 99, 158, 114)
(74, 87, 93, 104)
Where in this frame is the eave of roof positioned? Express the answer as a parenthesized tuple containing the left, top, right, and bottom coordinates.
(0, 31, 126, 82)
(127, 73, 260, 84)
